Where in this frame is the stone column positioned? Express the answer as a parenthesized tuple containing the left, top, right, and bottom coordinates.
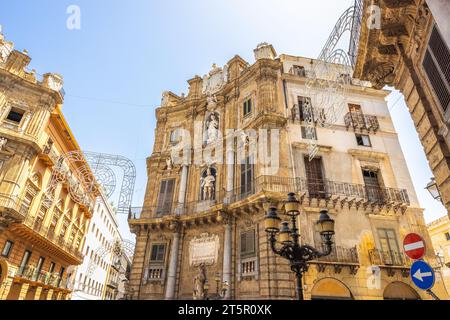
(46, 288, 54, 300)
(18, 283, 30, 300)
(0, 278, 13, 300)
(34, 287, 43, 300)
(165, 228, 181, 300)
(176, 165, 189, 215)
(222, 216, 232, 299)
(226, 148, 234, 203)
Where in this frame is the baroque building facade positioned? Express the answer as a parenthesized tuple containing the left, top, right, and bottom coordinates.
(352, 0, 450, 215)
(128, 43, 448, 300)
(0, 33, 98, 300)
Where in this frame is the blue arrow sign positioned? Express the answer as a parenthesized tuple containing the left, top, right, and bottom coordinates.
(410, 260, 435, 291)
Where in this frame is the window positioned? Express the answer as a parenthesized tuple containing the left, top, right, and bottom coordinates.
(19, 250, 32, 274)
(445, 232, 450, 241)
(305, 157, 326, 199)
(422, 25, 450, 114)
(58, 267, 65, 287)
(150, 244, 166, 263)
(292, 65, 306, 77)
(170, 128, 181, 144)
(362, 169, 383, 202)
(240, 156, 254, 196)
(156, 179, 175, 216)
(377, 228, 402, 265)
(35, 257, 45, 280)
(243, 98, 252, 117)
(356, 134, 371, 147)
(240, 230, 256, 258)
(301, 126, 317, 140)
(49, 262, 56, 274)
(1, 240, 13, 258)
(5, 108, 25, 123)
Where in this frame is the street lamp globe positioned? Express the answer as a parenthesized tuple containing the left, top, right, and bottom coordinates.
(264, 207, 281, 234)
(425, 178, 441, 201)
(285, 192, 300, 217)
(279, 221, 292, 245)
(317, 210, 335, 240)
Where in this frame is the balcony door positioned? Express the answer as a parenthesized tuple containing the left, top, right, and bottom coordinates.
(362, 169, 383, 203)
(304, 157, 326, 199)
(156, 179, 175, 216)
(240, 156, 255, 197)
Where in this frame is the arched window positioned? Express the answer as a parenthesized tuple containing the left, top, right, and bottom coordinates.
(383, 282, 420, 300)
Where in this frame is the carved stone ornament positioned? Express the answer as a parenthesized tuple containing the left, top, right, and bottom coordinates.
(0, 137, 7, 151)
(189, 233, 220, 267)
(202, 63, 229, 96)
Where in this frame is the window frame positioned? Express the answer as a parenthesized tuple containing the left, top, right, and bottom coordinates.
(356, 134, 371, 147)
(149, 243, 166, 263)
(240, 229, 256, 259)
(5, 107, 25, 125)
(243, 98, 252, 117)
(1, 240, 14, 258)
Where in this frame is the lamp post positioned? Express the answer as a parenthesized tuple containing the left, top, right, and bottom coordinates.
(264, 193, 335, 300)
(425, 178, 442, 203)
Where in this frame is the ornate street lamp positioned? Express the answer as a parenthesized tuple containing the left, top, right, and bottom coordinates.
(425, 178, 442, 202)
(264, 193, 335, 300)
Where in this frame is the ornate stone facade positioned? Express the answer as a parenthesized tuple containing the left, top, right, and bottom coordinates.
(128, 44, 448, 300)
(0, 33, 98, 300)
(353, 0, 450, 215)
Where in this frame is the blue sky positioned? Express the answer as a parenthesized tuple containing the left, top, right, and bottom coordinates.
(1, 0, 446, 241)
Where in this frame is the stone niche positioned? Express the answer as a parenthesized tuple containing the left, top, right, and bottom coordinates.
(178, 225, 224, 299)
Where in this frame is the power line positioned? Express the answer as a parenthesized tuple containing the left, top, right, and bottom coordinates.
(389, 93, 404, 112)
(65, 94, 153, 108)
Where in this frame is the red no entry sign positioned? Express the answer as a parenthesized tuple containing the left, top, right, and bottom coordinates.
(403, 233, 426, 260)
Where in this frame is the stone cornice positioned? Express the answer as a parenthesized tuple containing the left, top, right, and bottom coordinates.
(292, 142, 332, 153)
(348, 148, 388, 160)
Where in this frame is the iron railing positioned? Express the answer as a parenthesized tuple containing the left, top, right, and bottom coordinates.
(23, 214, 84, 261)
(129, 175, 410, 220)
(316, 245, 359, 264)
(0, 193, 29, 218)
(368, 249, 411, 267)
(344, 112, 379, 131)
(15, 266, 64, 288)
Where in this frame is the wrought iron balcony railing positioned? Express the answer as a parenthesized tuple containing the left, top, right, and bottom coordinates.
(15, 266, 64, 288)
(368, 249, 411, 267)
(316, 245, 359, 264)
(23, 214, 84, 261)
(0, 193, 30, 220)
(129, 175, 410, 220)
(344, 112, 379, 132)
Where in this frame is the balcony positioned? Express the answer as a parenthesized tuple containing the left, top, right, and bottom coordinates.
(144, 266, 165, 285)
(14, 266, 68, 291)
(129, 176, 410, 220)
(344, 112, 379, 132)
(312, 246, 360, 274)
(0, 193, 29, 228)
(9, 214, 85, 265)
(107, 279, 119, 289)
(368, 249, 411, 277)
(40, 144, 59, 166)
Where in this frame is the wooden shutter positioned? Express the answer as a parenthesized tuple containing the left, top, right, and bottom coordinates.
(362, 169, 382, 202)
(150, 244, 166, 262)
(156, 179, 175, 216)
(241, 230, 255, 257)
(423, 25, 450, 113)
(304, 157, 325, 199)
(240, 156, 254, 195)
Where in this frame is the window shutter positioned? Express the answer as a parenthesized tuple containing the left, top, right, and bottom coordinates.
(240, 230, 255, 257)
(423, 26, 450, 113)
(157, 179, 175, 216)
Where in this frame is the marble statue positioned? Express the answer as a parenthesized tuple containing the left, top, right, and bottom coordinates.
(201, 168, 215, 201)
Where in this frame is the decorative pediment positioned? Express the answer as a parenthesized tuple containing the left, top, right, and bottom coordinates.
(202, 64, 228, 96)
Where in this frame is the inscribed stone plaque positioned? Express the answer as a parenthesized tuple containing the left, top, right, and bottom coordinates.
(189, 233, 219, 266)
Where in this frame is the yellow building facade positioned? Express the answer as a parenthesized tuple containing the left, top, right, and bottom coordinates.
(128, 43, 449, 300)
(0, 33, 98, 300)
(427, 215, 450, 294)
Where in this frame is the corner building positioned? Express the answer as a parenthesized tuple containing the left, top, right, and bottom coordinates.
(0, 33, 97, 300)
(128, 43, 448, 300)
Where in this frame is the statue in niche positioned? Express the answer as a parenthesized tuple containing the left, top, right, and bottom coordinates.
(193, 263, 207, 300)
(165, 155, 173, 171)
(200, 167, 216, 201)
(205, 112, 219, 145)
(0, 137, 7, 151)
